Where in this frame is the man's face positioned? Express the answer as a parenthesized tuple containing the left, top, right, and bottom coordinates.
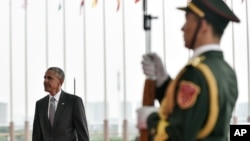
(43, 70, 62, 95)
(181, 12, 200, 49)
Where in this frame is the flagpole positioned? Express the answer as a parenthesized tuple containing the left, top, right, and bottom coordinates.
(229, 0, 237, 124)
(9, 0, 14, 141)
(73, 78, 75, 95)
(82, 0, 88, 112)
(24, 1, 29, 141)
(230, 0, 236, 70)
(102, 1, 109, 141)
(61, 0, 67, 90)
(245, 0, 250, 123)
(121, 0, 128, 141)
(187, 0, 192, 60)
(162, 0, 166, 67)
(45, 0, 49, 68)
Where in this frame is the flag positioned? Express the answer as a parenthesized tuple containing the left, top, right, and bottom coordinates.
(92, 0, 98, 7)
(22, 0, 28, 9)
(117, 0, 120, 11)
(80, 0, 84, 7)
(58, 0, 62, 11)
(58, 3, 62, 10)
(80, 0, 84, 14)
(135, 0, 140, 3)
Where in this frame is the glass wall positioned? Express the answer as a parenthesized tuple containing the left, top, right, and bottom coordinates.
(0, 0, 249, 141)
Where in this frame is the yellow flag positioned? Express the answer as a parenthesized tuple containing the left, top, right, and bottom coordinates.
(92, 0, 98, 7)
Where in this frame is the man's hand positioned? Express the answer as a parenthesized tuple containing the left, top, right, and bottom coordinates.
(136, 106, 159, 129)
(141, 53, 168, 87)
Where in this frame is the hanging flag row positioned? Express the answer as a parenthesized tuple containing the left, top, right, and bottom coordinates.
(21, 0, 141, 11)
(80, 0, 140, 11)
(22, 0, 247, 11)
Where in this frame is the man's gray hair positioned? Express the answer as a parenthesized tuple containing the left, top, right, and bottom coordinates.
(47, 67, 65, 81)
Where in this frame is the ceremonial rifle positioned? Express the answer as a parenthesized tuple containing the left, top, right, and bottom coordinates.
(139, 0, 158, 141)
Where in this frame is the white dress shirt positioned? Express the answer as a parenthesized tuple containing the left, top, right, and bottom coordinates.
(48, 90, 61, 118)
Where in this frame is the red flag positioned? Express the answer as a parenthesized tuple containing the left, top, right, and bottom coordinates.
(80, 0, 84, 14)
(22, 0, 28, 9)
(135, 0, 140, 3)
(80, 0, 84, 7)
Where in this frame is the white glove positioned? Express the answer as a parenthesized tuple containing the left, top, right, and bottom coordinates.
(136, 106, 159, 129)
(141, 53, 168, 87)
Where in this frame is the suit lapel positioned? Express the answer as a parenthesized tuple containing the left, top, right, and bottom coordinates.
(53, 91, 66, 128)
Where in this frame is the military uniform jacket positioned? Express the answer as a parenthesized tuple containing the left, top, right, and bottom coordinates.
(147, 50, 238, 141)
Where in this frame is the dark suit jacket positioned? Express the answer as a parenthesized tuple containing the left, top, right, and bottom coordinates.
(32, 90, 89, 141)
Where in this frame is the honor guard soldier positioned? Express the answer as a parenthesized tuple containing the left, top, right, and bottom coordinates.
(138, 0, 240, 141)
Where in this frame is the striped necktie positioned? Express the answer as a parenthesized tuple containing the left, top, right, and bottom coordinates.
(49, 97, 56, 126)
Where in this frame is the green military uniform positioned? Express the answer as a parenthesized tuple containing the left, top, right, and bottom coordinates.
(148, 50, 238, 141)
(146, 0, 240, 140)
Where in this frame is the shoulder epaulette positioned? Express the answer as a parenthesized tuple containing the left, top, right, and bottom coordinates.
(187, 56, 206, 67)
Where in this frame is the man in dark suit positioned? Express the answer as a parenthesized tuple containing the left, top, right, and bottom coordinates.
(32, 67, 89, 141)
(138, 0, 240, 141)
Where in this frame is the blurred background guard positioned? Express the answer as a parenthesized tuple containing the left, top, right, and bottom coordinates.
(32, 67, 89, 141)
(138, 0, 240, 141)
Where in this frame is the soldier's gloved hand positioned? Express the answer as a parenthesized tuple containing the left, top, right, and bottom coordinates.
(141, 53, 168, 87)
(136, 106, 159, 129)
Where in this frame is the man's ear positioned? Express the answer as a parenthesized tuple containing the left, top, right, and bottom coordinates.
(200, 19, 210, 33)
(60, 79, 64, 86)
